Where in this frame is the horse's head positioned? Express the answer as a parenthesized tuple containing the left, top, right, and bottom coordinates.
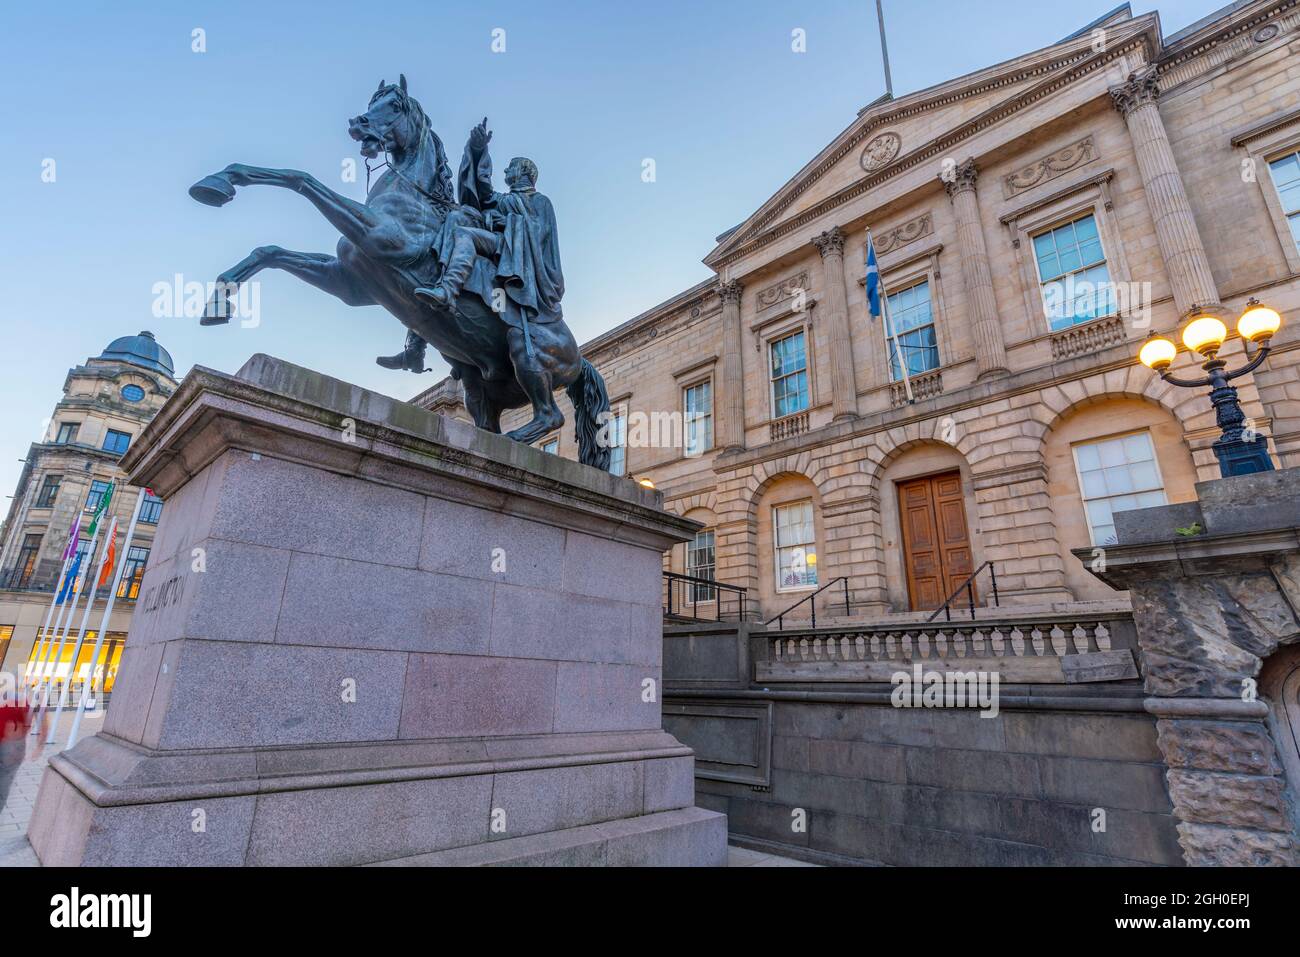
(349, 74, 454, 202)
(350, 74, 425, 160)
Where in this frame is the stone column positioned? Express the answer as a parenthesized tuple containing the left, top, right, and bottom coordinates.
(812, 226, 859, 421)
(1110, 67, 1221, 316)
(717, 280, 746, 451)
(942, 159, 1009, 378)
(1078, 468, 1300, 866)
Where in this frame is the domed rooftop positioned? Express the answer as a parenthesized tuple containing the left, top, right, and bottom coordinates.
(97, 330, 175, 377)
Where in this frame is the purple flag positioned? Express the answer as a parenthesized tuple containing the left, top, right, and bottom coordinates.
(62, 513, 83, 562)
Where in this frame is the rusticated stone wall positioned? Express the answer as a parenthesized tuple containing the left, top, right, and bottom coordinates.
(1085, 469, 1300, 865)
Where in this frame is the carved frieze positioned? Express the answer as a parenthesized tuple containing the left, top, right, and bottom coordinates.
(1003, 135, 1098, 199)
(874, 213, 933, 255)
(859, 131, 902, 171)
(755, 272, 810, 310)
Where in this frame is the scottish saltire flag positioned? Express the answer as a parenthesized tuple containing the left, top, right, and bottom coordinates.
(87, 482, 114, 536)
(865, 232, 882, 320)
(62, 513, 83, 562)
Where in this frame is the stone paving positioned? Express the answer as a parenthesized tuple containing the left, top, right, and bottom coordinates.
(0, 708, 105, 867)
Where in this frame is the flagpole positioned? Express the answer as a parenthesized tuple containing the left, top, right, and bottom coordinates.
(876, 0, 894, 98)
(25, 516, 83, 693)
(867, 227, 914, 403)
(25, 552, 72, 692)
(67, 490, 144, 749)
(47, 516, 118, 742)
(28, 540, 87, 729)
(31, 523, 101, 732)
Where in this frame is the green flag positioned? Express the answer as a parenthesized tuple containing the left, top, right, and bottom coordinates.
(87, 482, 115, 536)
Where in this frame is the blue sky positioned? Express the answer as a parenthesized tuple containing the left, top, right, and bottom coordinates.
(0, 0, 1226, 499)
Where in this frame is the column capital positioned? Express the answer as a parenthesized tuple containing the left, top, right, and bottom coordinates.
(942, 158, 979, 198)
(1109, 67, 1160, 118)
(717, 279, 744, 304)
(811, 226, 846, 258)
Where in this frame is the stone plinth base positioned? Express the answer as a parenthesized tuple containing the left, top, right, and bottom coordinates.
(28, 355, 726, 866)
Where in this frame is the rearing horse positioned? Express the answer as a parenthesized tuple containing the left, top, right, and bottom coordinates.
(188, 75, 612, 469)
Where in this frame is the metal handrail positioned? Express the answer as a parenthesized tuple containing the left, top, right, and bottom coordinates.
(662, 571, 747, 623)
(765, 576, 851, 630)
(926, 561, 999, 623)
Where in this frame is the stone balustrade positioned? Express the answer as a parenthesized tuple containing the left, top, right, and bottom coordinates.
(757, 611, 1139, 684)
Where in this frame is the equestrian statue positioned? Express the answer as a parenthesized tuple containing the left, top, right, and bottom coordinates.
(187, 74, 612, 470)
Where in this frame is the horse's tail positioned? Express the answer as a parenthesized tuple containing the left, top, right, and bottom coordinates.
(566, 358, 612, 471)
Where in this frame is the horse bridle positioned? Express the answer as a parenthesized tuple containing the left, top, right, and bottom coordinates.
(363, 90, 453, 210)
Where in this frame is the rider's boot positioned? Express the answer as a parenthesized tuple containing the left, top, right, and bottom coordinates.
(415, 231, 475, 308)
(376, 330, 428, 373)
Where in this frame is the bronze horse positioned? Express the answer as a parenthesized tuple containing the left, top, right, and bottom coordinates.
(188, 76, 612, 469)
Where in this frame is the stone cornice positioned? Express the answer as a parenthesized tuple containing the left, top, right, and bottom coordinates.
(125, 356, 696, 550)
(1229, 104, 1300, 147)
(1157, 0, 1297, 75)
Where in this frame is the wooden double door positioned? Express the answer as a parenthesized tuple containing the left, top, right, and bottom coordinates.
(897, 470, 975, 611)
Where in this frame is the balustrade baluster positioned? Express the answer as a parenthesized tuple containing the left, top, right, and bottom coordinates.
(1085, 622, 1101, 653)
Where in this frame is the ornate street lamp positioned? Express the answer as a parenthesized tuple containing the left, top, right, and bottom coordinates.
(1139, 299, 1282, 477)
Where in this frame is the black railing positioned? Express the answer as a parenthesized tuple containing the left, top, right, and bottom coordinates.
(765, 576, 851, 631)
(926, 561, 1000, 623)
(663, 572, 747, 623)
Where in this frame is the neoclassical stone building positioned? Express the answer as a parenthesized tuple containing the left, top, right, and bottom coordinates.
(419, 0, 1300, 624)
(0, 332, 176, 684)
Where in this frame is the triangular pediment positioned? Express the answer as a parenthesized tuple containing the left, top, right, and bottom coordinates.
(704, 9, 1160, 269)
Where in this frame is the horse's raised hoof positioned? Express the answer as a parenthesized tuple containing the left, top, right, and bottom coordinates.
(200, 290, 233, 325)
(189, 173, 236, 207)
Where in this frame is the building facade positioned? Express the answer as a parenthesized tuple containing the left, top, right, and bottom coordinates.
(0, 331, 176, 690)
(420, 0, 1300, 624)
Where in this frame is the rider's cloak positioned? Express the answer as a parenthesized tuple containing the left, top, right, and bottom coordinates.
(455, 144, 564, 328)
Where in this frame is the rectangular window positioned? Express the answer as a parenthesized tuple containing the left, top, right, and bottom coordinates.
(1032, 213, 1114, 330)
(55, 422, 79, 445)
(117, 546, 150, 601)
(538, 437, 558, 456)
(139, 490, 164, 524)
(773, 500, 817, 590)
(885, 279, 940, 380)
(770, 331, 809, 419)
(684, 381, 713, 456)
(686, 530, 716, 602)
(0, 625, 12, 670)
(1268, 149, 1300, 251)
(14, 534, 42, 589)
(608, 409, 627, 477)
(102, 429, 131, 455)
(24, 628, 126, 694)
(1072, 431, 1167, 546)
(35, 474, 62, 508)
(85, 479, 112, 510)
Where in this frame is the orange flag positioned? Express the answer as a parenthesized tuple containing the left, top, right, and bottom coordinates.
(97, 517, 119, 588)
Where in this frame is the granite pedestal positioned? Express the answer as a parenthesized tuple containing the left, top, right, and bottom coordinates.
(27, 355, 727, 866)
